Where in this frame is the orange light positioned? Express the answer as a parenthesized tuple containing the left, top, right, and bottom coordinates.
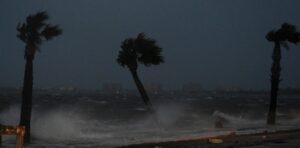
(0, 125, 25, 148)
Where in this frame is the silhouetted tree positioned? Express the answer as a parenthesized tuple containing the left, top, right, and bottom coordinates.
(117, 33, 164, 108)
(17, 11, 62, 142)
(0, 124, 2, 145)
(266, 23, 300, 125)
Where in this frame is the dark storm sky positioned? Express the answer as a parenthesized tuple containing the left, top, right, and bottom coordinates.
(1, 0, 300, 89)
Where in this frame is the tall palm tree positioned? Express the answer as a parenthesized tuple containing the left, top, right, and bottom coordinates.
(17, 11, 62, 142)
(0, 124, 2, 144)
(117, 33, 164, 108)
(266, 23, 300, 125)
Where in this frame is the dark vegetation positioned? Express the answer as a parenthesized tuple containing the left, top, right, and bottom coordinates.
(117, 33, 164, 109)
(16, 11, 62, 142)
(266, 23, 300, 125)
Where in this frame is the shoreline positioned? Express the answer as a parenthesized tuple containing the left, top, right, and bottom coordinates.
(119, 128, 300, 148)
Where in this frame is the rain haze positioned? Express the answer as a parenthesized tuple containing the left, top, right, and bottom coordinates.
(0, 0, 299, 89)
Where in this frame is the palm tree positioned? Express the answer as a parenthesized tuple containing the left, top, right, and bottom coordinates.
(0, 124, 2, 144)
(117, 33, 164, 108)
(266, 23, 300, 125)
(17, 11, 62, 142)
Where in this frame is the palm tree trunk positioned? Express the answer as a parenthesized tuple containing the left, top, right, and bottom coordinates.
(267, 42, 281, 125)
(129, 69, 161, 127)
(0, 124, 2, 145)
(19, 56, 33, 143)
(129, 69, 152, 107)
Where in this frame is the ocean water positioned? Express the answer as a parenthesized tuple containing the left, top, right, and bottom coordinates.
(1, 92, 300, 147)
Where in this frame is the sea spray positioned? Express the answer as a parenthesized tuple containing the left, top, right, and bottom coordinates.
(32, 109, 85, 140)
(0, 105, 20, 125)
(153, 103, 186, 126)
(212, 110, 264, 128)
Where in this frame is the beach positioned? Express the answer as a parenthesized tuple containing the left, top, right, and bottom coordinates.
(120, 129, 300, 148)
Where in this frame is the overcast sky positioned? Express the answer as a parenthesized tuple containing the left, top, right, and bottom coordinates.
(0, 0, 300, 89)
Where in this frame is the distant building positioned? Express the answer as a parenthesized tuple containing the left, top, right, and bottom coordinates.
(182, 82, 203, 94)
(144, 83, 163, 94)
(58, 86, 77, 91)
(214, 86, 243, 92)
(102, 83, 123, 94)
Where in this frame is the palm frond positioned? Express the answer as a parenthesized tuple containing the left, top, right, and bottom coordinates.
(41, 25, 63, 40)
(137, 45, 164, 66)
(281, 23, 296, 35)
(28, 11, 49, 31)
(34, 11, 49, 22)
(16, 23, 28, 42)
(135, 33, 164, 66)
(117, 33, 164, 68)
(117, 39, 137, 68)
(267, 23, 300, 45)
(17, 11, 62, 58)
(287, 32, 300, 44)
(266, 30, 277, 42)
(279, 23, 300, 44)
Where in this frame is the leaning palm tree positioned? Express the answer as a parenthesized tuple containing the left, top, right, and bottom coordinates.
(266, 23, 300, 125)
(17, 11, 62, 142)
(117, 33, 164, 108)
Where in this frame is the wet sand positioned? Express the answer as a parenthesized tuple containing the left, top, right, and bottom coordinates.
(119, 129, 300, 148)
